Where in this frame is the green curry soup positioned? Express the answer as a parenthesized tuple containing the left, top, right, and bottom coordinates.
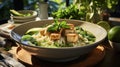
(21, 21, 96, 48)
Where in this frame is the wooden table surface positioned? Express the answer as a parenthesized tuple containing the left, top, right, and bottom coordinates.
(1, 37, 119, 67)
(0, 22, 120, 67)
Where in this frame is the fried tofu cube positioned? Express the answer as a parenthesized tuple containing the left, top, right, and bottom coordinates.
(40, 29, 45, 36)
(67, 24, 74, 29)
(40, 28, 50, 36)
(50, 33, 61, 40)
(66, 33, 78, 42)
(65, 29, 75, 34)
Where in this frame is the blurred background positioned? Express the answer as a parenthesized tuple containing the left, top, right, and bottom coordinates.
(0, 0, 120, 24)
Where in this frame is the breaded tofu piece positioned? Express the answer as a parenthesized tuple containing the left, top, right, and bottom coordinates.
(40, 28, 50, 36)
(67, 23, 74, 29)
(40, 29, 45, 36)
(66, 33, 78, 42)
(50, 33, 61, 40)
(65, 29, 75, 34)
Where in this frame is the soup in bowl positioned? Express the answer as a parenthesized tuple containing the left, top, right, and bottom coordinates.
(10, 19, 107, 62)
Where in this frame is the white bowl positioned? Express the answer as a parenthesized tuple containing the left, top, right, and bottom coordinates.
(13, 18, 36, 23)
(10, 19, 107, 62)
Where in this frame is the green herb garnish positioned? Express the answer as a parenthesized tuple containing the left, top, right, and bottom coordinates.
(47, 20, 70, 33)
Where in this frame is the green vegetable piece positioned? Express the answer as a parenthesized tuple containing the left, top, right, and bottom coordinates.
(60, 21, 70, 29)
(47, 25, 58, 32)
(26, 28, 42, 35)
(21, 35, 33, 41)
(10, 9, 23, 16)
(24, 13, 31, 16)
(75, 26, 96, 42)
(22, 35, 38, 45)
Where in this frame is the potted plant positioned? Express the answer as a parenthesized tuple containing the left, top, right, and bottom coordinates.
(73, 0, 118, 23)
(52, 0, 119, 23)
(52, 3, 86, 20)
